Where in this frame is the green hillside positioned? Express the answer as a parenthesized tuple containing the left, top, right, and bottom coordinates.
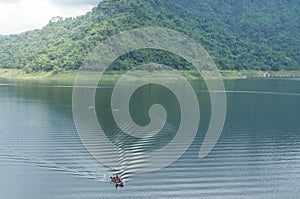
(0, 34, 4, 44)
(173, 0, 300, 63)
(0, 0, 298, 72)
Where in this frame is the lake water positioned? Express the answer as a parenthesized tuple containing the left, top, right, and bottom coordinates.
(0, 78, 299, 199)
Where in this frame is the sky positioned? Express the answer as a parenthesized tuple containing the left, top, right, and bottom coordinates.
(0, 0, 100, 35)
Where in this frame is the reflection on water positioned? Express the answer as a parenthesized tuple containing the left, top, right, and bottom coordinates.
(0, 78, 299, 198)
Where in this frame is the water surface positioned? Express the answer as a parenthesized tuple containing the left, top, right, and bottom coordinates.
(0, 78, 299, 199)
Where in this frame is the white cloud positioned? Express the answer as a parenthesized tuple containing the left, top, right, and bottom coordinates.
(0, 0, 21, 4)
(0, 0, 98, 35)
(49, 0, 100, 6)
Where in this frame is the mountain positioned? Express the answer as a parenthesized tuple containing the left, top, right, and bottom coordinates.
(0, 34, 4, 43)
(173, 0, 300, 64)
(0, 0, 298, 72)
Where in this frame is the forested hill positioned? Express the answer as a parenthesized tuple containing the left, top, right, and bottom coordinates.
(173, 0, 300, 64)
(0, 0, 298, 72)
(0, 34, 4, 43)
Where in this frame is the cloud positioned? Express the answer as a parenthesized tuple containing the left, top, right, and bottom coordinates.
(50, 0, 100, 6)
(0, 0, 98, 35)
(0, 0, 21, 4)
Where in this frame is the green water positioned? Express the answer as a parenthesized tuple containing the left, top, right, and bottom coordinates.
(0, 78, 299, 198)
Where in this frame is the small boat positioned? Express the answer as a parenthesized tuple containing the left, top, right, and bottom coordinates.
(116, 181, 124, 187)
(110, 176, 124, 187)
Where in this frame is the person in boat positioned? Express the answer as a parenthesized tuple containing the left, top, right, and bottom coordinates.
(115, 175, 121, 183)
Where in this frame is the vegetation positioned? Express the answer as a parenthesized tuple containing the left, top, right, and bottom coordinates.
(0, 0, 298, 73)
(2, 68, 300, 82)
(174, 0, 300, 64)
(0, 34, 4, 44)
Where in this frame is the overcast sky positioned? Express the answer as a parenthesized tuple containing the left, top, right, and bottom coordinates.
(0, 0, 100, 35)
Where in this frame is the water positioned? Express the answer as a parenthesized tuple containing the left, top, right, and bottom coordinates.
(0, 78, 299, 198)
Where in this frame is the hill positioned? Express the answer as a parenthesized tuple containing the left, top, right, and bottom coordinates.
(0, 34, 4, 43)
(0, 0, 298, 72)
(173, 0, 300, 64)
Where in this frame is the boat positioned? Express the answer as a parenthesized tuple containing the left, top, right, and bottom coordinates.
(110, 176, 124, 187)
(116, 181, 124, 187)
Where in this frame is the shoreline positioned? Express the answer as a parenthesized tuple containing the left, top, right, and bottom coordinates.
(1, 69, 300, 82)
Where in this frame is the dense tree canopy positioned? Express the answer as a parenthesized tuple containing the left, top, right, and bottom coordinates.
(0, 0, 298, 72)
(174, 0, 300, 64)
